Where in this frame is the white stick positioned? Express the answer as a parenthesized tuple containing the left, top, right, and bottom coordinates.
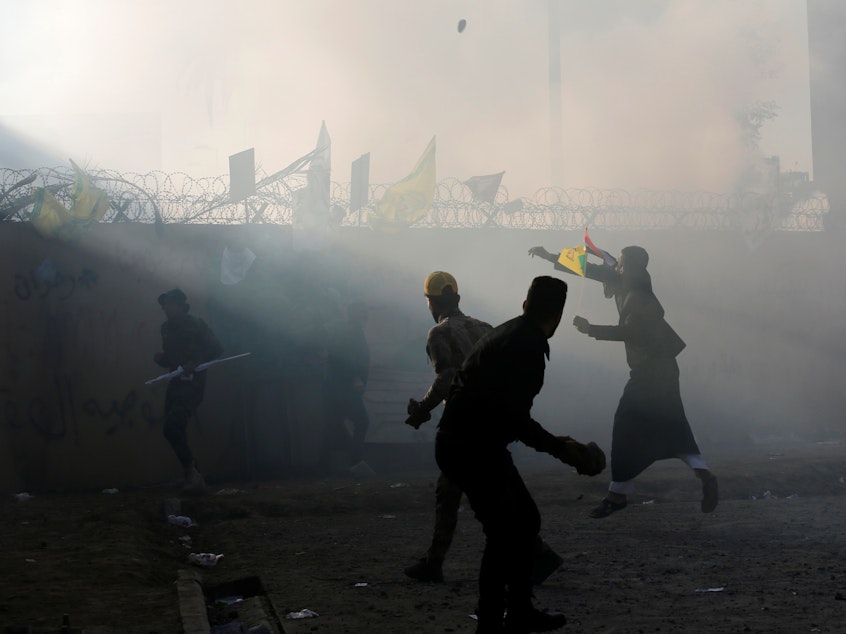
(145, 352, 252, 385)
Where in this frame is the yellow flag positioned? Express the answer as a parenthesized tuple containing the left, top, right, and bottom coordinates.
(370, 137, 436, 230)
(27, 160, 109, 240)
(29, 189, 73, 239)
(557, 245, 587, 276)
(69, 159, 109, 222)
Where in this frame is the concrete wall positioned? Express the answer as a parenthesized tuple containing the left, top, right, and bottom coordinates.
(0, 223, 245, 492)
(2, 221, 843, 491)
(0, 221, 435, 492)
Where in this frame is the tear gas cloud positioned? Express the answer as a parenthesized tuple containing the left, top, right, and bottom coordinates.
(0, 1, 811, 194)
(2, 1, 840, 457)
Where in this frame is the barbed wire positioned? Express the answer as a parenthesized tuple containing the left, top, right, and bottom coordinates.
(0, 166, 829, 232)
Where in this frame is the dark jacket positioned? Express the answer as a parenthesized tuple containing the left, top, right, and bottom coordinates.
(555, 260, 622, 303)
(586, 267, 685, 371)
(157, 315, 223, 370)
(437, 315, 559, 453)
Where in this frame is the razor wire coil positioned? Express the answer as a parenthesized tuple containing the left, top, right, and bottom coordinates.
(0, 167, 828, 232)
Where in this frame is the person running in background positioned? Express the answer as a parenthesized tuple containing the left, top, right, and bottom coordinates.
(154, 288, 223, 495)
(323, 298, 372, 475)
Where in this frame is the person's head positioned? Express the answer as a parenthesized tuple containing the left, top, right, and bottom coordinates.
(522, 276, 568, 338)
(424, 271, 460, 323)
(157, 288, 190, 320)
(617, 245, 649, 273)
(617, 246, 652, 292)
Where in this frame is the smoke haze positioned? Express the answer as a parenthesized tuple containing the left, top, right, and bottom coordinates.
(1, 1, 811, 195)
(2, 1, 839, 476)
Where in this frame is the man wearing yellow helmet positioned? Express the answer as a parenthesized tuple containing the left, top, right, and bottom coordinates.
(403, 271, 493, 582)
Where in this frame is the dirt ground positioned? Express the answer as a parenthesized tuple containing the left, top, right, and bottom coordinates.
(2, 439, 846, 634)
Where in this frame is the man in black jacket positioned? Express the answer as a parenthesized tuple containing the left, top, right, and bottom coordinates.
(435, 276, 605, 634)
(154, 288, 223, 494)
(405, 272, 566, 587)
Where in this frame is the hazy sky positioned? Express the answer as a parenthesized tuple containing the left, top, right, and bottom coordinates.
(0, 0, 811, 197)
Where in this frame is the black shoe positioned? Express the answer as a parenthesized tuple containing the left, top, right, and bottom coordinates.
(404, 557, 444, 583)
(504, 608, 567, 633)
(531, 547, 564, 585)
(701, 474, 718, 513)
(589, 497, 627, 518)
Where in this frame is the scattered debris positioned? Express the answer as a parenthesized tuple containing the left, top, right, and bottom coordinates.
(167, 514, 196, 527)
(285, 609, 319, 619)
(188, 553, 223, 567)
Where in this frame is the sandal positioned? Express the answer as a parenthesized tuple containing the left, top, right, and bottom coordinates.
(589, 497, 627, 519)
(701, 474, 718, 513)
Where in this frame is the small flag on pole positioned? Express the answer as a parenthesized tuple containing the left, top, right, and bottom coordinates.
(28, 160, 109, 240)
(68, 160, 109, 223)
(583, 227, 617, 267)
(463, 171, 504, 204)
(370, 136, 436, 230)
(557, 245, 586, 276)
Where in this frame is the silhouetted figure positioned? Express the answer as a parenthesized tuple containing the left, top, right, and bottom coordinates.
(530, 244, 717, 518)
(404, 271, 565, 587)
(435, 276, 605, 634)
(154, 288, 223, 494)
(404, 271, 492, 582)
(323, 298, 372, 475)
